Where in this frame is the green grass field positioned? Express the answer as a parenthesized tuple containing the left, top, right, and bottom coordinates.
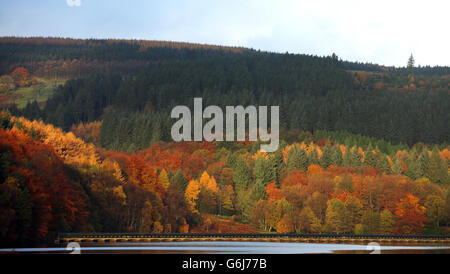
(5, 77, 66, 108)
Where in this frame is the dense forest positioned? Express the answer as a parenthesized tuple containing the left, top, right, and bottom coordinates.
(0, 37, 449, 246)
(1, 112, 449, 246)
(10, 55, 450, 147)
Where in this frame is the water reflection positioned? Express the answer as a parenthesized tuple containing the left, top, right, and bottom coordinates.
(1, 241, 449, 254)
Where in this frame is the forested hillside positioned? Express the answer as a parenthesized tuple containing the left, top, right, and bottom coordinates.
(1, 112, 449, 246)
(7, 48, 450, 147)
(0, 37, 449, 246)
(0, 37, 247, 76)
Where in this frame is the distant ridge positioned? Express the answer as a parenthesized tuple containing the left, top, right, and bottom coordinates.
(0, 36, 450, 75)
(0, 36, 248, 53)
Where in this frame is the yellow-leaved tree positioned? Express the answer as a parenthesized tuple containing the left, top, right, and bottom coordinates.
(199, 171, 218, 193)
(185, 179, 201, 212)
(158, 169, 170, 190)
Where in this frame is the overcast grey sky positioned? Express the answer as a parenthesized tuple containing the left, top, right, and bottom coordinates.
(0, 0, 449, 66)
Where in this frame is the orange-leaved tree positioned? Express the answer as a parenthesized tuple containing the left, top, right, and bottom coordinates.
(394, 194, 427, 234)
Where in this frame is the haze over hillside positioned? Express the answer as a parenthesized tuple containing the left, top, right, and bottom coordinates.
(1, 0, 449, 67)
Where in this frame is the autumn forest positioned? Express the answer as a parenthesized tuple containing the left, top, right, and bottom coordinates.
(0, 37, 449, 246)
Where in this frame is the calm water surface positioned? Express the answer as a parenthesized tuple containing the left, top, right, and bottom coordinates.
(1, 241, 449, 254)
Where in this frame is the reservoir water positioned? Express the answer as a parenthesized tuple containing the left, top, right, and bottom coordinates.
(1, 241, 449, 254)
